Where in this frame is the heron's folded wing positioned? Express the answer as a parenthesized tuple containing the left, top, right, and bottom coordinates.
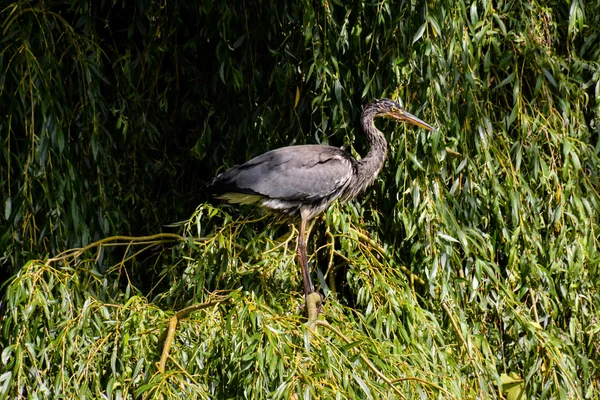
(219, 145, 355, 202)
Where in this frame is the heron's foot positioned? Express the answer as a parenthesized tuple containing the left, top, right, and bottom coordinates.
(305, 291, 323, 327)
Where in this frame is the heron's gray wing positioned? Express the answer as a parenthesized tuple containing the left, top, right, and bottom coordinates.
(211, 145, 355, 202)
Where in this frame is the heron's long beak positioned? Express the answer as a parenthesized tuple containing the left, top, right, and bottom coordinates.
(391, 110, 436, 131)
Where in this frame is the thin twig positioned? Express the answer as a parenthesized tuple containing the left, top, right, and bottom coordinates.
(158, 317, 179, 373)
(157, 298, 232, 373)
(263, 225, 296, 255)
(390, 376, 455, 398)
(325, 230, 337, 292)
(46, 233, 187, 264)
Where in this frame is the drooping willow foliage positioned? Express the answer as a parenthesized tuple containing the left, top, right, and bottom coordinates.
(1, 0, 599, 398)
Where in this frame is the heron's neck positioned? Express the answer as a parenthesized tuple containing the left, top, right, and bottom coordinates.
(354, 111, 388, 191)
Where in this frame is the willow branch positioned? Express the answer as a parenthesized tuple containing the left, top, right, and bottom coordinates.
(315, 320, 407, 400)
(441, 300, 484, 398)
(158, 298, 232, 373)
(349, 228, 425, 286)
(46, 233, 188, 264)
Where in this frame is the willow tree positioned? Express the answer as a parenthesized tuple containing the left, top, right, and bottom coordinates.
(1, 0, 599, 398)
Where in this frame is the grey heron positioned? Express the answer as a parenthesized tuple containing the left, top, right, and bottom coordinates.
(208, 98, 435, 307)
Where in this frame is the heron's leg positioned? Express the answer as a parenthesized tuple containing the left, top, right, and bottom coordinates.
(297, 217, 314, 297)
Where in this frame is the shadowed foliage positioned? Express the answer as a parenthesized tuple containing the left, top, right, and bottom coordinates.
(1, 0, 599, 398)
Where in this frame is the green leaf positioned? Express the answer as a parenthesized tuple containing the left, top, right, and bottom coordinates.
(500, 372, 526, 400)
(412, 23, 427, 44)
(542, 68, 557, 88)
(4, 197, 11, 220)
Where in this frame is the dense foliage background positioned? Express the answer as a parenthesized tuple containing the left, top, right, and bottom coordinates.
(1, 0, 599, 398)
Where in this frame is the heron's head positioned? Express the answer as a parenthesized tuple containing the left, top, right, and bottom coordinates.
(368, 98, 436, 131)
